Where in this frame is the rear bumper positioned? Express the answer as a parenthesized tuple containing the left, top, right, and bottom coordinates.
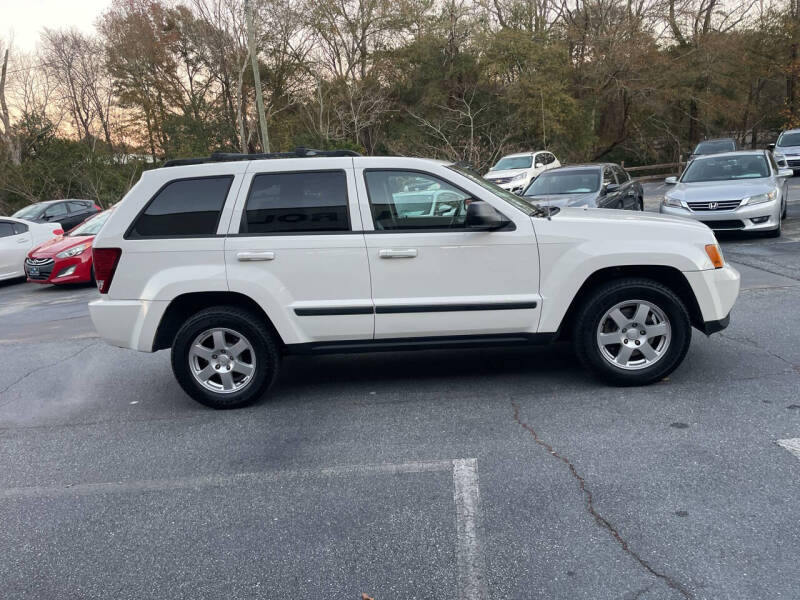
(89, 298, 168, 352)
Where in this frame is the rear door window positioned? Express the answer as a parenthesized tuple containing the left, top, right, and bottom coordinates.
(0, 221, 15, 238)
(68, 201, 90, 213)
(43, 203, 68, 219)
(241, 171, 350, 234)
(128, 176, 233, 238)
(12, 222, 29, 235)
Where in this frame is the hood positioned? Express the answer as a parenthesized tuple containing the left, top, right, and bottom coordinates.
(666, 179, 775, 202)
(775, 145, 800, 156)
(29, 234, 94, 258)
(551, 206, 711, 232)
(484, 168, 528, 180)
(523, 192, 597, 208)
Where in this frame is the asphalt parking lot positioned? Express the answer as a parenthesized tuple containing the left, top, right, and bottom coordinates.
(2, 180, 800, 599)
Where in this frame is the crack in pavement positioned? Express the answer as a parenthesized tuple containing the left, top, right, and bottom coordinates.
(718, 332, 798, 370)
(511, 402, 692, 600)
(0, 341, 101, 406)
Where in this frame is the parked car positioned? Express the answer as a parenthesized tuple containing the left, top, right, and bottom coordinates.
(88, 148, 739, 409)
(660, 150, 790, 237)
(483, 151, 560, 194)
(520, 163, 643, 210)
(12, 199, 101, 232)
(0, 217, 63, 282)
(768, 129, 800, 174)
(688, 138, 739, 160)
(25, 208, 113, 285)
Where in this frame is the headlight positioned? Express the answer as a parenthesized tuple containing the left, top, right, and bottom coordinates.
(510, 172, 526, 182)
(56, 243, 90, 258)
(743, 189, 777, 206)
(774, 153, 785, 161)
(662, 195, 683, 208)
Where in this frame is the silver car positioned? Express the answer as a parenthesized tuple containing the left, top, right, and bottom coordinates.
(660, 150, 791, 237)
(769, 129, 800, 174)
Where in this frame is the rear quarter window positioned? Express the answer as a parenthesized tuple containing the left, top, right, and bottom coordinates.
(127, 176, 233, 238)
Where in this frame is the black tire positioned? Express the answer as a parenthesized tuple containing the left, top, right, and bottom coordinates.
(572, 278, 692, 386)
(638, 196, 644, 211)
(781, 200, 787, 220)
(171, 305, 280, 409)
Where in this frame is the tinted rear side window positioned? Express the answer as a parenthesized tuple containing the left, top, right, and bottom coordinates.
(241, 171, 349, 234)
(128, 176, 233, 238)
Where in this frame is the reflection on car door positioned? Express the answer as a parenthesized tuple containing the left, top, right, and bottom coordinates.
(355, 160, 541, 340)
(599, 166, 622, 208)
(613, 165, 636, 209)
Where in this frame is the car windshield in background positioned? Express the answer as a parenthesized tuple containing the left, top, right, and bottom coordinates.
(12, 204, 42, 220)
(681, 155, 770, 183)
(777, 132, 800, 147)
(447, 164, 540, 216)
(693, 140, 735, 154)
(523, 169, 600, 195)
(491, 156, 532, 171)
(68, 210, 111, 236)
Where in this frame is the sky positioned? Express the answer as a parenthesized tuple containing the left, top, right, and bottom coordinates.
(4, 0, 112, 51)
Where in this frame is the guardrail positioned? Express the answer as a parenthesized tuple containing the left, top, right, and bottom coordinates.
(621, 161, 685, 181)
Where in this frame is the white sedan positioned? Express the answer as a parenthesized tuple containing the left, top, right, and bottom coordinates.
(0, 217, 63, 282)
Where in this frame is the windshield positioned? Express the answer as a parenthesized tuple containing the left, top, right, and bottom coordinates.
(68, 209, 111, 236)
(12, 204, 43, 220)
(681, 154, 770, 183)
(524, 169, 600, 196)
(447, 165, 542, 216)
(693, 140, 735, 154)
(776, 132, 800, 147)
(491, 156, 532, 171)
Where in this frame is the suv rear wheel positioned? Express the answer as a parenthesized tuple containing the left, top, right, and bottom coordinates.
(572, 279, 691, 386)
(171, 306, 280, 409)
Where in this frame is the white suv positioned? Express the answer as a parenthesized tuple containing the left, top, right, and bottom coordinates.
(90, 149, 740, 409)
(484, 151, 560, 194)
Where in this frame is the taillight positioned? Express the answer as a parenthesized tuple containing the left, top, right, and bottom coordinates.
(93, 247, 122, 294)
(53, 228, 64, 235)
(93, 204, 102, 211)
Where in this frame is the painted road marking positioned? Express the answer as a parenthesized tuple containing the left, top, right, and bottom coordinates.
(777, 438, 800, 460)
(0, 458, 488, 600)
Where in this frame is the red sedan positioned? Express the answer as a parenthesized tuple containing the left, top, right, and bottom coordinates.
(26, 209, 113, 285)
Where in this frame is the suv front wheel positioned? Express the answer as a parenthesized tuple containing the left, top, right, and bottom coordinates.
(171, 306, 280, 409)
(572, 279, 691, 386)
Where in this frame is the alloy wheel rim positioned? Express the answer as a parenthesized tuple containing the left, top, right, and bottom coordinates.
(596, 300, 671, 371)
(188, 327, 256, 394)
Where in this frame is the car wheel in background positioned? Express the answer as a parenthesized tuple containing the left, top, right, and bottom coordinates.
(171, 305, 280, 409)
(572, 278, 691, 386)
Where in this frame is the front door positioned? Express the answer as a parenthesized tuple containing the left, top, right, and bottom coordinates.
(225, 159, 373, 345)
(354, 160, 541, 340)
(0, 220, 31, 278)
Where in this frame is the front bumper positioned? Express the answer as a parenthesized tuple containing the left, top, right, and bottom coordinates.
(89, 298, 169, 352)
(659, 200, 781, 232)
(683, 264, 740, 330)
(486, 179, 528, 194)
(25, 253, 93, 284)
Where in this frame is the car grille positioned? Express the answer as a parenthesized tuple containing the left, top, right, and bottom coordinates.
(25, 257, 54, 280)
(687, 200, 741, 211)
(700, 219, 744, 230)
(787, 158, 800, 167)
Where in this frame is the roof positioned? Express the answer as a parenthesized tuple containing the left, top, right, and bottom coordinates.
(689, 149, 767, 161)
(499, 151, 548, 158)
(163, 147, 360, 167)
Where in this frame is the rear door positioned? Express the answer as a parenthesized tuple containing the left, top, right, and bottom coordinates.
(0, 220, 31, 278)
(612, 165, 637, 209)
(354, 159, 541, 340)
(225, 158, 373, 345)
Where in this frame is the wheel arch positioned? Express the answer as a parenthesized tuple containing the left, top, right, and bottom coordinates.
(152, 291, 283, 352)
(556, 265, 704, 338)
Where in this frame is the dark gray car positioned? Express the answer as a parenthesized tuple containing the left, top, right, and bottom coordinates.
(11, 199, 100, 232)
(520, 164, 644, 210)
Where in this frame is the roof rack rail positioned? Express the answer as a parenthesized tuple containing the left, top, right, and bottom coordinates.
(162, 147, 361, 167)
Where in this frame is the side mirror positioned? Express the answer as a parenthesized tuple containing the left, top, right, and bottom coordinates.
(664, 176, 678, 185)
(465, 200, 507, 231)
(767, 143, 776, 152)
(778, 168, 793, 178)
(535, 162, 544, 169)
(604, 183, 621, 193)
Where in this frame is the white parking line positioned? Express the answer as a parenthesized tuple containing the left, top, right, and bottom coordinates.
(453, 458, 488, 600)
(777, 438, 800, 460)
(0, 458, 488, 599)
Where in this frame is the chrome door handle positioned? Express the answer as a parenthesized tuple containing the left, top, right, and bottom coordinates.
(17, 237, 30, 244)
(379, 248, 417, 259)
(237, 251, 275, 261)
